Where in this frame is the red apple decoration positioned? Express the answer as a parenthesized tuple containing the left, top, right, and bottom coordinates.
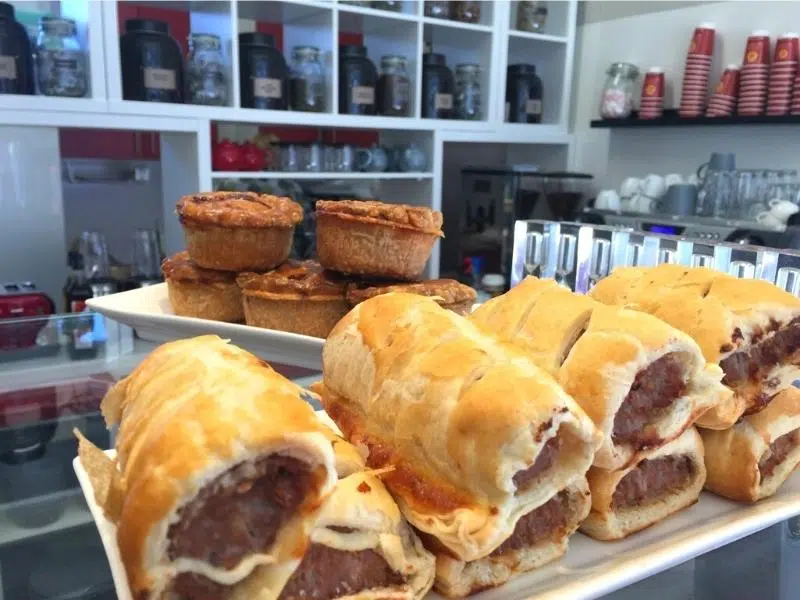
(240, 141, 266, 171)
(212, 139, 243, 171)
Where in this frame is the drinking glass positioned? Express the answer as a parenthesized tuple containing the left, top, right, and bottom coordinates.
(337, 144, 355, 172)
(692, 254, 713, 268)
(658, 248, 676, 265)
(589, 238, 611, 288)
(555, 233, 577, 287)
(626, 243, 643, 266)
(281, 144, 300, 171)
(776, 267, 800, 295)
(728, 261, 755, 279)
(323, 145, 337, 172)
(524, 231, 544, 276)
(305, 142, 322, 172)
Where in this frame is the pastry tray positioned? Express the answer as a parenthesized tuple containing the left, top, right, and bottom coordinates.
(86, 284, 325, 370)
(74, 410, 800, 600)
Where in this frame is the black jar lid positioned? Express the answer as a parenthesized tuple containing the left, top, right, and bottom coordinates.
(125, 19, 169, 35)
(508, 64, 537, 76)
(423, 52, 446, 66)
(239, 32, 276, 47)
(0, 2, 14, 19)
(340, 44, 367, 58)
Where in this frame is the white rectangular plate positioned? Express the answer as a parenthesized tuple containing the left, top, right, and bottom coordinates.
(74, 409, 800, 600)
(86, 284, 324, 369)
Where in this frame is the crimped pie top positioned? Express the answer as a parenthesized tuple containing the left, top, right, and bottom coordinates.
(177, 191, 303, 229)
(161, 251, 236, 283)
(346, 279, 477, 306)
(315, 200, 443, 235)
(237, 260, 347, 298)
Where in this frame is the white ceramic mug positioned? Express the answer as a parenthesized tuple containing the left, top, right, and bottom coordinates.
(757, 211, 784, 228)
(596, 189, 621, 211)
(641, 174, 667, 199)
(632, 193, 653, 213)
(664, 173, 684, 187)
(686, 173, 700, 186)
(768, 199, 799, 221)
(620, 177, 641, 199)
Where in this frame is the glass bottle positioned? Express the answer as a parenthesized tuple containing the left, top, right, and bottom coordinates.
(35, 16, 87, 97)
(599, 62, 639, 119)
(517, 1, 548, 33)
(377, 55, 409, 117)
(455, 63, 481, 120)
(452, 1, 481, 23)
(187, 33, 227, 106)
(372, 1, 403, 10)
(422, 52, 454, 119)
(424, 1, 451, 18)
(290, 45, 326, 112)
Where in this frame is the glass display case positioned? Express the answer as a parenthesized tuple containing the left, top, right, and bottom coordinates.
(0, 310, 797, 599)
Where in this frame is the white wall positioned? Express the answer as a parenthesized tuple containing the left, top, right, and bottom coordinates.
(570, 1, 800, 189)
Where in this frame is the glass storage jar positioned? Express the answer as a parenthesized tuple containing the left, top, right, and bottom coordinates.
(377, 54, 409, 117)
(35, 16, 87, 97)
(339, 44, 377, 115)
(0, 2, 34, 95)
(120, 19, 184, 103)
(452, 1, 481, 23)
(422, 52, 454, 119)
(599, 62, 639, 119)
(289, 45, 325, 112)
(239, 32, 288, 110)
(516, 1, 548, 33)
(424, 1, 451, 18)
(506, 63, 543, 123)
(455, 63, 481, 120)
(372, 1, 403, 11)
(187, 33, 226, 106)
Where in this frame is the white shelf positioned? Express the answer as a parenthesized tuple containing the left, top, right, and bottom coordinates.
(0, 490, 92, 547)
(213, 171, 433, 179)
(0, 95, 107, 114)
(422, 16, 494, 33)
(508, 30, 568, 44)
(336, 4, 420, 23)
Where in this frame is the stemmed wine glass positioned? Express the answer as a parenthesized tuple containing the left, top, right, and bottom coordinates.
(777, 267, 800, 295)
(588, 238, 611, 289)
(728, 261, 755, 279)
(555, 233, 577, 288)
(659, 249, 676, 265)
(626, 243, 643, 267)
(524, 231, 544, 277)
(692, 254, 713, 268)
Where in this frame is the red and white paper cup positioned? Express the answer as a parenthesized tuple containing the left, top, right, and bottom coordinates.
(688, 23, 716, 57)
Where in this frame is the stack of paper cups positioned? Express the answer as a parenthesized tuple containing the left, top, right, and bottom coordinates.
(706, 65, 740, 117)
(639, 67, 665, 119)
(738, 30, 771, 116)
(792, 65, 800, 114)
(767, 33, 799, 115)
(679, 23, 715, 117)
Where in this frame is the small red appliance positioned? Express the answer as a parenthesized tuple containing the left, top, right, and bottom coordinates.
(0, 282, 56, 350)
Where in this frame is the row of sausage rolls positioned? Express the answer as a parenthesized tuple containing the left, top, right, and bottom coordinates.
(77, 335, 437, 600)
(321, 292, 602, 596)
(589, 263, 800, 429)
(469, 276, 720, 540)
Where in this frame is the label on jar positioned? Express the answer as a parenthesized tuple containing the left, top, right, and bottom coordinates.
(352, 86, 375, 105)
(526, 99, 542, 115)
(144, 67, 177, 91)
(254, 77, 282, 99)
(0, 56, 17, 80)
(435, 93, 453, 110)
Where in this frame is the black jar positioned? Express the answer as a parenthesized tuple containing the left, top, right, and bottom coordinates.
(506, 64, 543, 123)
(377, 55, 409, 117)
(120, 19, 184, 103)
(421, 52, 454, 119)
(0, 2, 34, 95)
(239, 32, 288, 110)
(339, 45, 377, 115)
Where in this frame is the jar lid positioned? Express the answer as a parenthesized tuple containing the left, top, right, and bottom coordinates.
(239, 32, 275, 47)
(340, 44, 367, 57)
(381, 54, 407, 64)
(292, 45, 320, 55)
(456, 63, 480, 72)
(0, 2, 14, 19)
(423, 52, 447, 66)
(606, 61, 639, 77)
(125, 19, 169, 34)
(508, 63, 536, 75)
(482, 274, 505, 289)
(39, 16, 77, 35)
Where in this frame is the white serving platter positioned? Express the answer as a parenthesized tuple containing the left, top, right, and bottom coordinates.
(74, 409, 800, 600)
(86, 284, 324, 370)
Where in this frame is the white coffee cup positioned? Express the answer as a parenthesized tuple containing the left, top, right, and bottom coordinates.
(757, 211, 784, 228)
(686, 173, 700, 186)
(665, 173, 684, 187)
(641, 174, 667, 199)
(631, 193, 653, 213)
(768, 199, 799, 221)
(620, 177, 641, 199)
(596, 189, 621, 211)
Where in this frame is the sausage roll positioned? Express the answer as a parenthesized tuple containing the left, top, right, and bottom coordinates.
(274, 471, 435, 600)
(701, 386, 800, 503)
(431, 478, 591, 597)
(321, 293, 601, 564)
(580, 427, 706, 541)
(471, 277, 727, 470)
(590, 264, 800, 428)
(98, 336, 338, 600)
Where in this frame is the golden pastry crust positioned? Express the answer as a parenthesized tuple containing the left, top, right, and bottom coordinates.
(346, 279, 476, 315)
(162, 252, 244, 322)
(177, 191, 303, 229)
(238, 261, 349, 338)
(237, 260, 348, 298)
(315, 200, 443, 280)
(316, 200, 443, 234)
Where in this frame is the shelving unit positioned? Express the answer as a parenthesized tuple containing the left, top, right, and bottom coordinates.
(591, 110, 800, 128)
(213, 171, 433, 179)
